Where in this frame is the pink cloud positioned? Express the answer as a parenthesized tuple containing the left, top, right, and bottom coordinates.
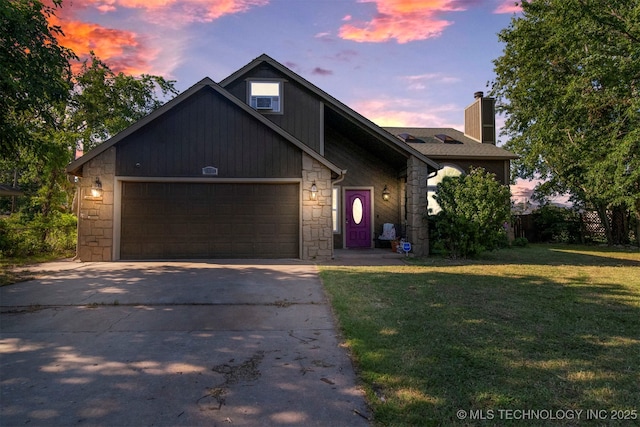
(510, 178, 572, 210)
(84, 0, 269, 23)
(48, 0, 269, 77)
(49, 14, 156, 75)
(494, 0, 522, 14)
(352, 98, 459, 127)
(402, 72, 460, 90)
(339, 0, 476, 43)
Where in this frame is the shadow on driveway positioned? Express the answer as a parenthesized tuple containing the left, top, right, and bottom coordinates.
(1, 260, 370, 426)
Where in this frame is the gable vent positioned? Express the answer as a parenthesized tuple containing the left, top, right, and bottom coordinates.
(202, 166, 218, 176)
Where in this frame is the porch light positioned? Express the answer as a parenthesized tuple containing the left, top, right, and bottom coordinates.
(382, 185, 390, 201)
(310, 181, 318, 200)
(91, 177, 103, 198)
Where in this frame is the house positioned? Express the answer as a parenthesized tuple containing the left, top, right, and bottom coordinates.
(383, 91, 517, 214)
(66, 54, 513, 262)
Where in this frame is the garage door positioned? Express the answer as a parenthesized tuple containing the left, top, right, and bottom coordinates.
(120, 182, 299, 259)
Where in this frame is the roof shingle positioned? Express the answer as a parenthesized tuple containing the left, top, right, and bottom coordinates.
(383, 127, 517, 160)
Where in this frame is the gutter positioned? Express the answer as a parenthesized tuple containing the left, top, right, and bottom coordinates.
(332, 170, 347, 186)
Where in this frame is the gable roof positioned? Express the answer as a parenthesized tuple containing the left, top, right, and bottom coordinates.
(66, 77, 345, 177)
(384, 127, 518, 160)
(220, 54, 441, 171)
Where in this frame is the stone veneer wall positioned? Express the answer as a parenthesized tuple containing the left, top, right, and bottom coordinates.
(301, 153, 333, 261)
(76, 147, 116, 261)
(75, 149, 333, 261)
(406, 156, 429, 256)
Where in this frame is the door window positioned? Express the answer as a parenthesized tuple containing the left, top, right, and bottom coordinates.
(352, 197, 363, 224)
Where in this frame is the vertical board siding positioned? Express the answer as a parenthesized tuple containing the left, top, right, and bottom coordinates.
(325, 127, 403, 246)
(446, 159, 508, 184)
(464, 100, 481, 141)
(116, 87, 301, 178)
(481, 98, 496, 144)
(224, 65, 322, 153)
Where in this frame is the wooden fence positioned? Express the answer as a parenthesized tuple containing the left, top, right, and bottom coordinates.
(513, 210, 608, 243)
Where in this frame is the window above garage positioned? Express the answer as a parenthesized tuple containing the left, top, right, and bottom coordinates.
(249, 80, 282, 113)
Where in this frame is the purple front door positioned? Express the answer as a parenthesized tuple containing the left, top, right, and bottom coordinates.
(345, 189, 371, 248)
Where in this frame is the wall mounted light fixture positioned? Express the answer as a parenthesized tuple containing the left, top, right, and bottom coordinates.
(91, 177, 103, 198)
(382, 185, 390, 201)
(310, 181, 318, 200)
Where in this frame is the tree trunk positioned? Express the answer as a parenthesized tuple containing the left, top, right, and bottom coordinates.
(595, 204, 613, 245)
(610, 206, 628, 245)
(11, 168, 18, 214)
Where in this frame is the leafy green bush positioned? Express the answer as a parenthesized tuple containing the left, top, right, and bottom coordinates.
(431, 168, 511, 258)
(512, 236, 529, 247)
(0, 213, 76, 258)
(46, 212, 78, 253)
(532, 205, 582, 243)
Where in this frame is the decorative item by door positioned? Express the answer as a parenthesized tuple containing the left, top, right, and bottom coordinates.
(345, 189, 371, 248)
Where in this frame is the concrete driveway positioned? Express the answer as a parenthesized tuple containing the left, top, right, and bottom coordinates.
(0, 260, 370, 426)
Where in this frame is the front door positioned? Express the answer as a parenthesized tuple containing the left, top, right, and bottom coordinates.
(345, 189, 371, 248)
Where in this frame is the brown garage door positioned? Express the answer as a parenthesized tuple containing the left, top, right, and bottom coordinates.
(120, 182, 299, 259)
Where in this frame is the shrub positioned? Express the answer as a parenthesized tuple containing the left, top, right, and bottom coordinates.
(0, 213, 76, 258)
(533, 205, 582, 243)
(512, 237, 529, 247)
(431, 168, 511, 258)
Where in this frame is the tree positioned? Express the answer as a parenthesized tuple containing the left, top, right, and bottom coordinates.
(0, 0, 75, 159)
(17, 54, 177, 218)
(491, 0, 640, 245)
(65, 54, 178, 153)
(1, 53, 177, 214)
(432, 168, 512, 258)
(0, 2, 177, 255)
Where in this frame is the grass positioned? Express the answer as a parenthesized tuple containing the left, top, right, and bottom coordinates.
(319, 244, 640, 426)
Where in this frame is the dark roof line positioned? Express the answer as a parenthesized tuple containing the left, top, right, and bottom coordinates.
(66, 76, 345, 176)
(220, 54, 441, 170)
(383, 126, 518, 160)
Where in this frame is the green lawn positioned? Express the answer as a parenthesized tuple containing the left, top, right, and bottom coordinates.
(319, 245, 640, 426)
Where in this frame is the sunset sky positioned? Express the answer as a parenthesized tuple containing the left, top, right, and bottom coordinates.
(51, 0, 548, 203)
(51, 0, 521, 130)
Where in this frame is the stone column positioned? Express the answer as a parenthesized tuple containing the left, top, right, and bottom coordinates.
(76, 147, 115, 261)
(301, 153, 333, 261)
(406, 156, 429, 256)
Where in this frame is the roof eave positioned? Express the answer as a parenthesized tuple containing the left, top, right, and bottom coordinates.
(220, 54, 441, 171)
(425, 154, 519, 160)
(66, 75, 343, 177)
(66, 77, 217, 177)
(207, 82, 344, 175)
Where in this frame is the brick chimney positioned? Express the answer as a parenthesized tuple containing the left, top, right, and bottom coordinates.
(464, 91, 496, 144)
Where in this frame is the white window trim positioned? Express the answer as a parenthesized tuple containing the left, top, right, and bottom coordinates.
(247, 79, 285, 114)
(332, 186, 340, 233)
